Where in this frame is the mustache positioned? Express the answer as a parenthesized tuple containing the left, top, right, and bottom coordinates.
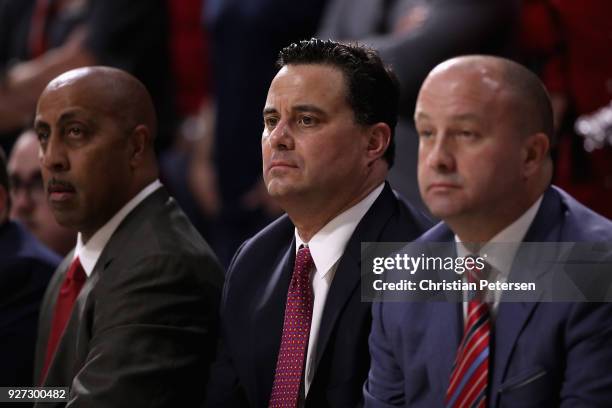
(47, 178, 76, 193)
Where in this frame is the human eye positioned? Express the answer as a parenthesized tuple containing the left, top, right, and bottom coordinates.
(417, 127, 434, 139)
(264, 115, 279, 130)
(66, 124, 85, 138)
(35, 128, 50, 149)
(297, 114, 318, 127)
(457, 129, 477, 139)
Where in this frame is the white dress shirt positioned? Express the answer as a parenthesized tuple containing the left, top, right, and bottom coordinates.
(294, 182, 384, 394)
(74, 180, 163, 276)
(455, 195, 543, 319)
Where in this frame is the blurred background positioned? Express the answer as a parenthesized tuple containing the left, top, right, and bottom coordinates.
(0, 0, 610, 271)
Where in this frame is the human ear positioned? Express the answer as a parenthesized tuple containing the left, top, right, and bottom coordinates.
(128, 124, 151, 167)
(522, 132, 550, 178)
(365, 122, 391, 165)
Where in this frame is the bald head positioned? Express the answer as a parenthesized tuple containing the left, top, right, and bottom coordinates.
(425, 55, 554, 146)
(43, 66, 157, 143)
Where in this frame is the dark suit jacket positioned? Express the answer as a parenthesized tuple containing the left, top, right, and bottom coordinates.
(33, 187, 224, 407)
(365, 186, 612, 407)
(206, 183, 431, 407)
(0, 221, 59, 388)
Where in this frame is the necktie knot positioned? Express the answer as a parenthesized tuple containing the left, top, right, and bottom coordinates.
(465, 255, 490, 284)
(292, 245, 314, 285)
(67, 257, 86, 282)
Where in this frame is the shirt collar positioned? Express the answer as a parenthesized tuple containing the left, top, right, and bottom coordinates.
(455, 195, 543, 278)
(295, 183, 384, 279)
(74, 180, 163, 276)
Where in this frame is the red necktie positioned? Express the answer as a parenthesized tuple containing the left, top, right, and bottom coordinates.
(446, 261, 490, 408)
(41, 256, 86, 383)
(269, 245, 314, 408)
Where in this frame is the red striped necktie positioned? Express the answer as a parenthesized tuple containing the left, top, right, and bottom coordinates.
(269, 245, 314, 408)
(446, 261, 490, 408)
(40, 256, 86, 383)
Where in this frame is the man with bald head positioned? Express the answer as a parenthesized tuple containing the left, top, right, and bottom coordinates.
(365, 56, 612, 407)
(32, 67, 223, 407)
(9, 130, 75, 256)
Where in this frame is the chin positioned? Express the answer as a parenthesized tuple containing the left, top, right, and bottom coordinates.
(426, 201, 463, 220)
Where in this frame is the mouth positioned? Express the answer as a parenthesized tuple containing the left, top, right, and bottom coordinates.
(47, 179, 76, 203)
(268, 160, 298, 171)
(427, 182, 460, 192)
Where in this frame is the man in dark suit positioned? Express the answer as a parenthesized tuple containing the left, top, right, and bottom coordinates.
(365, 56, 612, 407)
(32, 67, 224, 407)
(206, 39, 431, 407)
(0, 147, 58, 390)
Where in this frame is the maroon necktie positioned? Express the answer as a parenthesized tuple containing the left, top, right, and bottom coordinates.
(269, 245, 314, 408)
(446, 260, 491, 408)
(41, 256, 86, 383)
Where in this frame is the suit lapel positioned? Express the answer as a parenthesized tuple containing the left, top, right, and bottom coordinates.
(312, 185, 397, 373)
(491, 187, 564, 402)
(427, 301, 463, 399)
(422, 226, 463, 397)
(34, 253, 73, 384)
(253, 238, 295, 403)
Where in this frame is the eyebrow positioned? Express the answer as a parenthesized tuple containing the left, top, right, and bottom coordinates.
(263, 104, 327, 116)
(34, 108, 95, 129)
(414, 112, 430, 121)
(414, 112, 482, 122)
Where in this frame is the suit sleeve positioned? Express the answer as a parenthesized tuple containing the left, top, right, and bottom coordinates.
(66, 253, 222, 408)
(560, 303, 612, 406)
(204, 241, 250, 407)
(364, 303, 406, 407)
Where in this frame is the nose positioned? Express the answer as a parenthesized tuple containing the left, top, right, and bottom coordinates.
(423, 135, 456, 174)
(266, 120, 294, 151)
(10, 187, 35, 217)
(40, 133, 69, 173)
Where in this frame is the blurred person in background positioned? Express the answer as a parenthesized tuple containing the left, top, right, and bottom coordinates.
(203, 0, 328, 266)
(519, 0, 612, 219)
(0, 0, 174, 153)
(0, 146, 58, 391)
(9, 129, 75, 256)
(318, 0, 520, 211)
(161, 0, 220, 245)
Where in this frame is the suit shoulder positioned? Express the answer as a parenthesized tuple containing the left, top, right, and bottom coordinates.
(555, 186, 612, 240)
(0, 221, 61, 269)
(233, 214, 294, 261)
(392, 191, 433, 232)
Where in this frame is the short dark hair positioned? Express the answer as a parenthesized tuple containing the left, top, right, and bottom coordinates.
(277, 38, 400, 167)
